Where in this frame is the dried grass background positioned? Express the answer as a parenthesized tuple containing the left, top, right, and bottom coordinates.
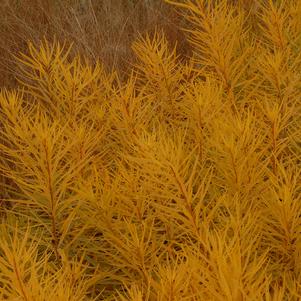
(0, 0, 190, 88)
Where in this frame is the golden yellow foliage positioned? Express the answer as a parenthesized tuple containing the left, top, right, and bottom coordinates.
(0, 0, 300, 300)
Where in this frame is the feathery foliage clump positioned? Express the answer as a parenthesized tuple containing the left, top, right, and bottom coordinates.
(0, 0, 300, 300)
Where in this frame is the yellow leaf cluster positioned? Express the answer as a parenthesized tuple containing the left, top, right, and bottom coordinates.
(0, 0, 300, 300)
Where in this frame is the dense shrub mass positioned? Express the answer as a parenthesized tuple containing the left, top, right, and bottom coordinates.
(0, 0, 300, 300)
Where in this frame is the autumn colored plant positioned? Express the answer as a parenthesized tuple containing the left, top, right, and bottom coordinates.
(0, 0, 300, 300)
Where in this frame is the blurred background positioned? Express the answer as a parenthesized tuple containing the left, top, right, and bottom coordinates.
(0, 0, 192, 87)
